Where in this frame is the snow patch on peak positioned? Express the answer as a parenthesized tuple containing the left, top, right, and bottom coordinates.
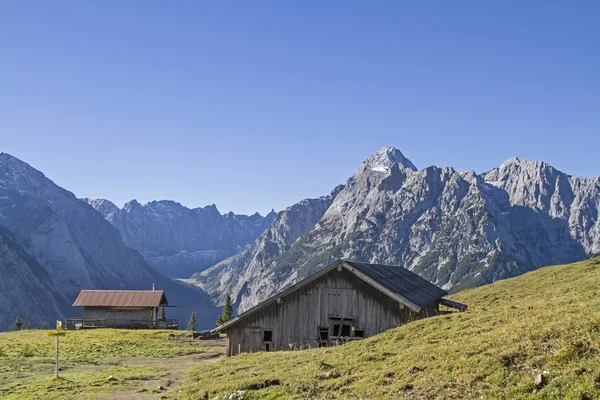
(371, 165, 389, 173)
(363, 146, 417, 173)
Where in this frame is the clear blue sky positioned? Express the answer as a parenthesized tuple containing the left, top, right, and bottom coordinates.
(1, 1, 598, 215)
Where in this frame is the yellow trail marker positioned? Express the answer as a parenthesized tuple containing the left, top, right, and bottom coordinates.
(48, 321, 66, 378)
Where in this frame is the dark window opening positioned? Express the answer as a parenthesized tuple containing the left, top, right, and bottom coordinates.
(319, 328, 329, 341)
(354, 329, 364, 338)
(341, 325, 351, 337)
(263, 330, 272, 342)
(332, 324, 340, 336)
(329, 316, 354, 322)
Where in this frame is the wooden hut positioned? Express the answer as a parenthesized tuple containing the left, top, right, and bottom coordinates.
(214, 259, 466, 356)
(68, 289, 178, 329)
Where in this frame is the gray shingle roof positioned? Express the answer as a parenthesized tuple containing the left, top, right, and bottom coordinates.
(342, 260, 448, 311)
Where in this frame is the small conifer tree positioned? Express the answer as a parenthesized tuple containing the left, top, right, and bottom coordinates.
(41, 321, 47, 330)
(215, 294, 234, 327)
(25, 321, 31, 330)
(13, 316, 23, 331)
(187, 310, 197, 331)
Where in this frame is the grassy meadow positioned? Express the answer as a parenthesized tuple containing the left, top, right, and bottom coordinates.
(0, 329, 225, 399)
(2, 258, 600, 399)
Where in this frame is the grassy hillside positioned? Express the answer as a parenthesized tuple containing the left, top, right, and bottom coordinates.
(2, 258, 599, 399)
(178, 257, 600, 399)
(0, 329, 224, 399)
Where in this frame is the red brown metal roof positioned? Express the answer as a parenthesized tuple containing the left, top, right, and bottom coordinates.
(72, 290, 168, 307)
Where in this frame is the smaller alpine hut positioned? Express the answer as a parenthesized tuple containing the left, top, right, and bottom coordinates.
(69, 288, 178, 329)
(214, 259, 466, 356)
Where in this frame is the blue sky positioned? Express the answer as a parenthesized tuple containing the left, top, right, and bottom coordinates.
(1, 1, 599, 215)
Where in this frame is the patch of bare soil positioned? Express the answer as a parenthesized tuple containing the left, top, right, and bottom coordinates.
(100, 343, 225, 399)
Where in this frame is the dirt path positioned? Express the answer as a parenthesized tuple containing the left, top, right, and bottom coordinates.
(102, 351, 223, 399)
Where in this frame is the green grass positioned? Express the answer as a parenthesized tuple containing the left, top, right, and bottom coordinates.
(0, 329, 224, 399)
(4, 258, 600, 399)
(178, 257, 600, 399)
(1, 365, 166, 400)
(0, 329, 203, 359)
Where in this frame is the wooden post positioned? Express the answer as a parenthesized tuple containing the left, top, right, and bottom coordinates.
(48, 324, 66, 379)
(55, 333, 59, 378)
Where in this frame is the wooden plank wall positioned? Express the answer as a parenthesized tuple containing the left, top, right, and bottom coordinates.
(225, 268, 439, 355)
(83, 306, 153, 321)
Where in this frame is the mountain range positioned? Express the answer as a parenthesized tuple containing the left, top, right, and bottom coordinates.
(190, 147, 599, 313)
(0, 153, 218, 330)
(1, 147, 598, 329)
(84, 198, 276, 278)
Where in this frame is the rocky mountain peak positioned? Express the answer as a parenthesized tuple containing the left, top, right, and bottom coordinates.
(499, 157, 552, 172)
(0, 152, 32, 167)
(194, 149, 600, 314)
(265, 209, 277, 219)
(123, 199, 142, 211)
(201, 204, 220, 214)
(83, 198, 114, 208)
(360, 146, 417, 174)
(0, 153, 48, 183)
(0, 152, 59, 196)
(150, 199, 183, 207)
(501, 156, 521, 166)
(82, 198, 120, 218)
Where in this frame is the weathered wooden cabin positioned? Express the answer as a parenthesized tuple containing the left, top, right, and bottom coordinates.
(68, 289, 178, 329)
(214, 259, 466, 356)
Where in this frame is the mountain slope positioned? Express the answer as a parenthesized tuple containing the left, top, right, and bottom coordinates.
(180, 257, 600, 399)
(194, 147, 599, 312)
(0, 153, 218, 329)
(85, 198, 276, 278)
(0, 225, 70, 330)
(483, 157, 600, 257)
(193, 185, 344, 306)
